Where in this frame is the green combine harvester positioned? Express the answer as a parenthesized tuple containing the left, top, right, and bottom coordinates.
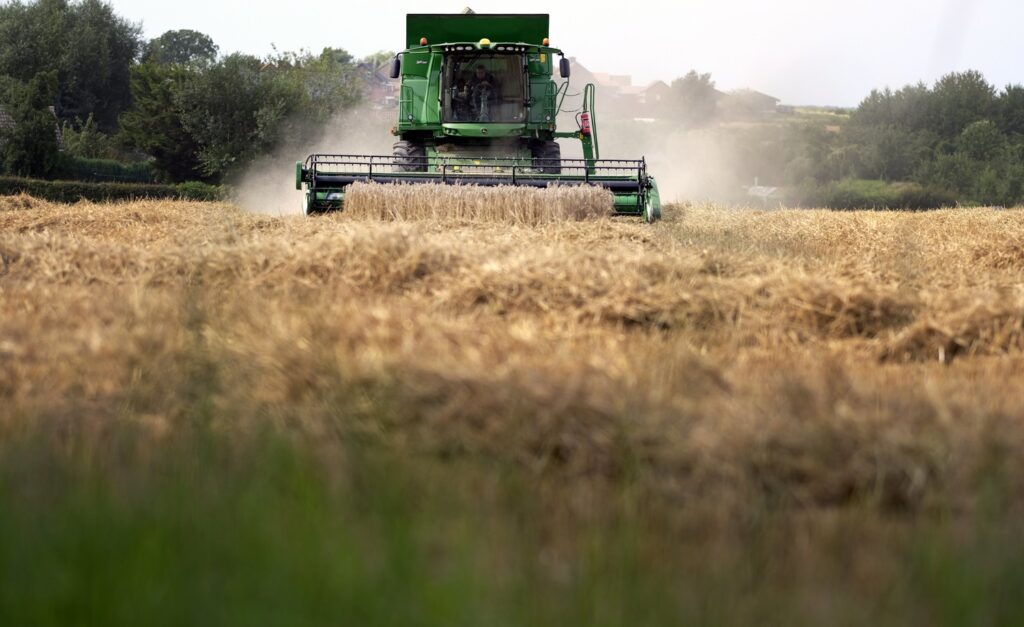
(295, 11, 662, 222)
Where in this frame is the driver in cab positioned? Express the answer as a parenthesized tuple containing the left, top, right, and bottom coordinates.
(461, 64, 498, 120)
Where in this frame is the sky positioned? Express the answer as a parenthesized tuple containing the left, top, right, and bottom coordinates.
(108, 0, 1023, 107)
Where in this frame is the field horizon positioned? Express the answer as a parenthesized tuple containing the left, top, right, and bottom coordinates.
(3, 193, 1024, 624)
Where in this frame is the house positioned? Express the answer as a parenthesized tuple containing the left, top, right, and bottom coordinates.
(717, 89, 784, 120)
(360, 61, 399, 109)
(567, 57, 599, 87)
(522, 56, 790, 123)
(591, 73, 633, 90)
(574, 61, 674, 119)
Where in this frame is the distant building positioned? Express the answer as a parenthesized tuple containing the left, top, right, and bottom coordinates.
(591, 73, 633, 90)
(360, 61, 399, 109)
(717, 89, 785, 120)
(576, 62, 673, 119)
(619, 81, 672, 106)
(552, 59, 788, 123)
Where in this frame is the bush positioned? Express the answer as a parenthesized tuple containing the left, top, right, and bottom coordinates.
(0, 176, 225, 203)
(794, 179, 958, 210)
(175, 180, 225, 201)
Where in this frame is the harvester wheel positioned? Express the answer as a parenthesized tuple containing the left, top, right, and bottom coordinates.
(644, 177, 662, 223)
(531, 140, 561, 174)
(393, 140, 427, 172)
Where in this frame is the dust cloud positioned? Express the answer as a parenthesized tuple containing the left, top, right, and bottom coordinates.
(555, 91, 753, 205)
(236, 96, 759, 214)
(232, 106, 394, 215)
(558, 123, 744, 204)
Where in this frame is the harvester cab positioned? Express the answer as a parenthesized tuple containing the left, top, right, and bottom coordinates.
(296, 12, 662, 222)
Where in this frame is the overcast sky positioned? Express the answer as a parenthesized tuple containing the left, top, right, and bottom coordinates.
(108, 0, 1022, 106)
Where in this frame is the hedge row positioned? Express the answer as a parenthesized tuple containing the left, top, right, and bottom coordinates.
(789, 179, 958, 210)
(0, 176, 225, 203)
(58, 157, 157, 184)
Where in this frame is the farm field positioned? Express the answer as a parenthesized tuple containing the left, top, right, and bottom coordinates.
(2, 193, 1024, 625)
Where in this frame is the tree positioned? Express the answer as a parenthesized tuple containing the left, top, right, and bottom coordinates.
(851, 83, 932, 131)
(119, 63, 206, 182)
(844, 124, 937, 181)
(670, 70, 717, 127)
(0, 71, 63, 177)
(958, 120, 1005, 162)
(927, 70, 995, 140)
(175, 53, 304, 178)
(360, 50, 396, 69)
(995, 84, 1024, 138)
(267, 47, 363, 123)
(171, 49, 364, 179)
(61, 113, 116, 159)
(142, 30, 218, 67)
(0, 0, 142, 132)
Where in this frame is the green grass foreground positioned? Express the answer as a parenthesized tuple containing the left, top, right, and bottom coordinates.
(1, 425, 1023, 626)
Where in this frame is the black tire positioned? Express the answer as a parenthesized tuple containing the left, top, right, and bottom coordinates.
(531, 140, 561, 174)
(392, 140, 427, 172)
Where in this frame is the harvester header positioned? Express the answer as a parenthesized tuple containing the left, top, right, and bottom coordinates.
(295, 10, 662, 222)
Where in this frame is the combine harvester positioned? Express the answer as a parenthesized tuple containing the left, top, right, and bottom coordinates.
(296, 10, 661, 222)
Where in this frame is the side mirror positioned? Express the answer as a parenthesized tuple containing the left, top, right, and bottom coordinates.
(389, 56, 401, 79)
(559, 57, 570, 79)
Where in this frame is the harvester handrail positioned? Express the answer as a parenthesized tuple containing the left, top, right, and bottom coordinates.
(305, 154, 645, 168)
(301, 154, 649, 197)
(303, 155, 647, 187)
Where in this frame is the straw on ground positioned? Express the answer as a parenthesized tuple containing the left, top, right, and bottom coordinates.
(2, 195, 1024, 511)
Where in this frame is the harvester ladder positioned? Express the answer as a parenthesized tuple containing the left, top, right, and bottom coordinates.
(399, 84, 415, 124)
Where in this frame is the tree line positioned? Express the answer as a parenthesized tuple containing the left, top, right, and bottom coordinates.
(3, 0, 1024, 207)
(0, 0, 375, 184)
(667, 68, 1024, 207)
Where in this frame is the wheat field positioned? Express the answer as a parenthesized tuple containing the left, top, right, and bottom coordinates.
(2, 191, 1024, 624)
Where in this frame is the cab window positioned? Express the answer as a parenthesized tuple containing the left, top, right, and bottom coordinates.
(442, 53, 526, 123)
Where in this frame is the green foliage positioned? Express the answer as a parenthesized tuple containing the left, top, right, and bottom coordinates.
(34, 109, 174, 186)
(59, 113, 118, 160)
(995, 84, 1024, 137)
(360, 50, 397, 69)
(929, 70, 996, 140)
(852, 83, 933, 133)
(912, 119, 1024, 206)
(957, 119, 1005, 161)
(2, 421, 1024, 626)
(0, 71, 62, 178)
(119, 63, 206, 182)
(0, 1, 365, 183)
(264, 47, 364, 124)
(58, 156, 154, 183)
(670, 70, 717, 127)
(844, 124, 938, 181)
(175, 49, 362, 179)
(174, 180, 223, 201)
(0, 175, 224, 202)
(142, 29, 219, 67)
(839, 71, 1024, 206)
(0, 0, 142, 132)
(796, 179, 957, 210)
(174, 53, 301, 177)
